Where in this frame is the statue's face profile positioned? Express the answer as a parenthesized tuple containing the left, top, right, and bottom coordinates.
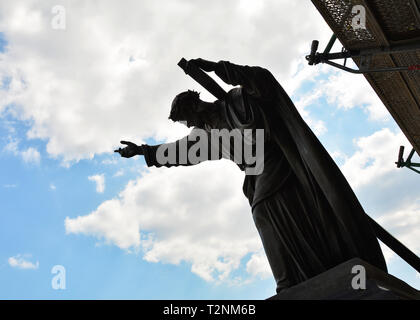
(169, 90, 204, 128)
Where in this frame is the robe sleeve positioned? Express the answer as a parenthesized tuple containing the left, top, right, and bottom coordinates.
(141, 127, 225, 168)
(214, 60, 277, 99)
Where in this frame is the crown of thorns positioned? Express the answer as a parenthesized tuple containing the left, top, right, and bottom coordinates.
(169, 90, 200, 121)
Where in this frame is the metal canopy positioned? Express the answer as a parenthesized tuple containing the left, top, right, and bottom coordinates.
(310, 0, 420, 154)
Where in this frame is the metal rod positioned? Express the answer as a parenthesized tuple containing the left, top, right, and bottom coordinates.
(358, 40, 420, 57)
(307, 37, 420, 74)
(406, 148, 416, 163)
(395, 147, 420, 173)
(323, 40, 420, 61)
(407, 166, 420, 174)
(322, 41, 420, 61)
(397, 146, 405, 168)
(321, 51, 353, 61)
(367, 215, 420, 273)
(323, 60, 412, 74)
(323, 34, 337, 55)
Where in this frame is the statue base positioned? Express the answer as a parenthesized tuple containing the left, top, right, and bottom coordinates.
(268, 258, 420, 300)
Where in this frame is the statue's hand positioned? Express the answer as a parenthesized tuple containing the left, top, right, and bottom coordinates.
(189, 58, 218, 72)
(114, 141, 144, 158)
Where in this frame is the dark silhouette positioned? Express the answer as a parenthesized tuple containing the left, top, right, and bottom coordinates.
(115, 58, 387, 293)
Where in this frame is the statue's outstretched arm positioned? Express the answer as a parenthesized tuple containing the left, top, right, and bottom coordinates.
(116, 128, 224, 168)
(214, 61, 277, 99)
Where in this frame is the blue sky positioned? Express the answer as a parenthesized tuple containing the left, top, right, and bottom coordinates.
(1, 1, 419, 299)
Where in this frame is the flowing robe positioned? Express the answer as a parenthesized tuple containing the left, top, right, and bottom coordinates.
(142, 61, 387, 292)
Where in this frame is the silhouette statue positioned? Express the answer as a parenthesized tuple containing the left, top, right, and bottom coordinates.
(115, 58, 387, 293)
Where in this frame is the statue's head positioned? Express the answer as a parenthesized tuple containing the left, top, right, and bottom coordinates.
(169, 90, 204, 128)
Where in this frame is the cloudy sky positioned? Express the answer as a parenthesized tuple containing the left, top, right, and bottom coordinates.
(1, 0, 419, 299)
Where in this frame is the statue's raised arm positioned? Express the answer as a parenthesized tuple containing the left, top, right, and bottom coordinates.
(189, 58, 277, 99)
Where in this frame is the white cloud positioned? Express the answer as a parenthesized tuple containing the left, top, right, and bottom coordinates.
(303, 61, 391, 123)
(0, 0, 329, 164)
(88, 174, 105, 193)
(289, 64, 329, 136)
(7, 4, 43, 34)
(340, 128, 409, 189)
(21, 146, 40, 164)
(246, 250, 271, 279)
(113, 169, 124, 177)
(66, 161, 264, 282)
(101, 158, 118, 165)
(289, 57, 392, 125)
(3, 184, 17, 188)
(376, 201, 420, 260)
(322, 68, 391, 122)
(3, 138, 19, 154)
(8, 254, 39, 270)
(237, 0, 264, 17)
(336, 128, 420, 266)
(3, 137, 41, 164)
(329, 150, 348, 166)
(50, 183, 56, 190)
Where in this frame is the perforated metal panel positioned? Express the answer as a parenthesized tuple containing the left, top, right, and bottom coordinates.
(369, 0, 420, 40)
(311, 0, 420, 154)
